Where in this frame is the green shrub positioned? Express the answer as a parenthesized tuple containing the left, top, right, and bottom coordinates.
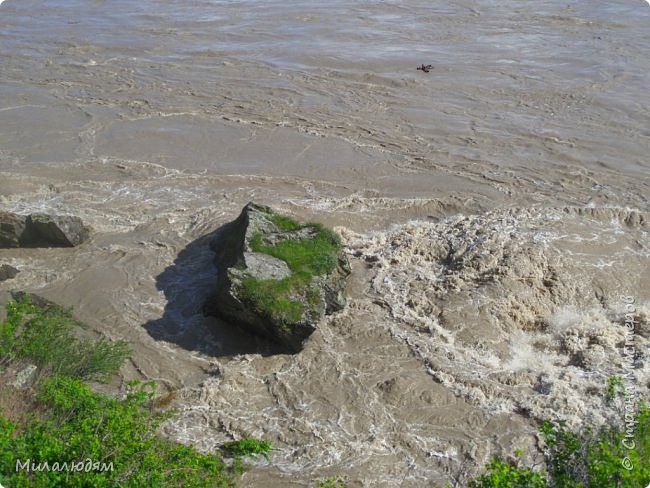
(0, 297, 239, 487)
(1, 377, 236, 487)
(537, 420, 586, 487)
(469, 454, 546, 488)
(469, 404, 650, 487)
(316, 476, 347, 488)
(539, 404, 649, 488)
(222, 437, 272, 460)
(0, 295, 130, 382)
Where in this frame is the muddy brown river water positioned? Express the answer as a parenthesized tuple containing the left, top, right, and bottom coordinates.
(1, 0, 649, 486)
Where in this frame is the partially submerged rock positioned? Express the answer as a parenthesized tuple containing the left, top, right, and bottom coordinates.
(0, 264, 19, 282)
(24, 213, 90, 247)
(0, 211, 89, 248)
(0, 211, 27, 248)
(205, 203, 350, 353)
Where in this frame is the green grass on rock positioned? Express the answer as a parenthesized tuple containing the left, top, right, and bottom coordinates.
(237, 212, 342, 325)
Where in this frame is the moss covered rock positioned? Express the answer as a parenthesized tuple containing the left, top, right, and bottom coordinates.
(205, 203, 350, 353)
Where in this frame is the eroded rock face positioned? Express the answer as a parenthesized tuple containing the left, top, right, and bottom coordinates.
(205, 202, 350, 353)
(0, 211, 89, 248)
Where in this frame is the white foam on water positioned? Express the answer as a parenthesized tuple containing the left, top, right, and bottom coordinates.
(343, 207, 649, 426)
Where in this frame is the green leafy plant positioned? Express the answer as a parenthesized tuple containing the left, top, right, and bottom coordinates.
(469, 404, 650, 487)
(537, 419, 586, 487)
(539, 404, 649, 488)
(316, 476, 348, 488)
(1, 377, 236, 487)
(222, 437, 273, 460)
(468, 453, 546, 488)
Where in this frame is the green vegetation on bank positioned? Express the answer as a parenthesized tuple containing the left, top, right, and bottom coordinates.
(1, 377, 235, 487)
(469, 403, 650, 488)
(0, 296, 269, 487)
(238, 211, 342, 325)
(0, 298, 130, 382)
(469, 452, 547, 488)
(5, 296, 646, 488)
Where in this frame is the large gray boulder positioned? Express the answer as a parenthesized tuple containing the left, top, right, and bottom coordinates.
(205, 203, 350, 353)
(0, 264, 19, 282)
(0, 211, 89, 248)
(0, 211, 27, 248)
(24, 213, 89, 247)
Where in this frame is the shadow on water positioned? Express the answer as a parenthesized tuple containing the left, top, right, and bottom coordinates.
(143, 231, 284, 357)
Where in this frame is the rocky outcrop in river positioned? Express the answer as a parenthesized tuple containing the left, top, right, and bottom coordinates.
(205, 203, 350, 353)
(0, 211, 89, 248)
(0, 264, 19, 282)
